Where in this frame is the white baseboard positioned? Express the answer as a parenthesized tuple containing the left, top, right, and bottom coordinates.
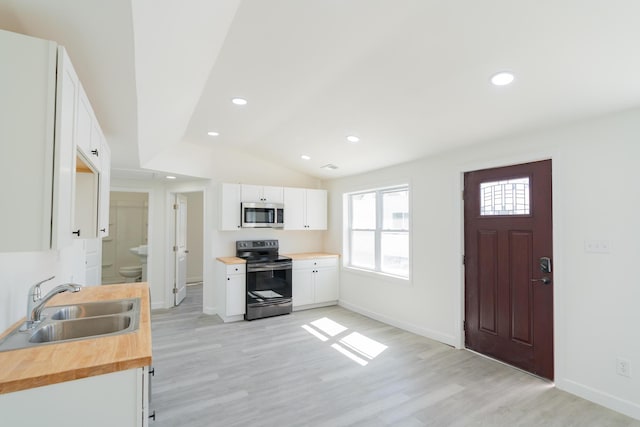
(203, 305, 217, 315)
(151, 301, 165, 310)
(338, 299, 457, 347)
(555, 378, 640, 421)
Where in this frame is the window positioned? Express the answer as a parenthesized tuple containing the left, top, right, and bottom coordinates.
(480, 177, 530, 216)
(346, 185, 409, 278)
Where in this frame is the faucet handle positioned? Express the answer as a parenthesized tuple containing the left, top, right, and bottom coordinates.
(30, 276, 55, 300)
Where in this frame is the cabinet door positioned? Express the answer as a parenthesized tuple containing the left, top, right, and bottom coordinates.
(226, 274, 246, 316)
(305, 189, 327, 230)
(76, 86, 93, 162)
(292, 267, 314, 307)
(262, 186, 283, 203)
(314, 265, 339, 303)
(98, 138, 111, 237)
(0, 31, 57, 251)
(220, 183, 241, 230)
(240, 184, 262, 202)
(283, 187, 305, 230)
(51, 47, 79, 249)
(89, 120, 102, 171)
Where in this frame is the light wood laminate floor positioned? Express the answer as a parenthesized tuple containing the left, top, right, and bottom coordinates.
(151, 286, 639, 426)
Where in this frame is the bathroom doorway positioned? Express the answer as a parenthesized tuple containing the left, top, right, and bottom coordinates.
(167, 190, 205, 306)
(102, 191, 149, 284)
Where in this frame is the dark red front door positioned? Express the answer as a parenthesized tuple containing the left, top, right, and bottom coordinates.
(464, 160, 554, 379)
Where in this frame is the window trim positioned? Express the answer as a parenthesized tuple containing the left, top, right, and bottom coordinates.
(345, 184, 410, 280)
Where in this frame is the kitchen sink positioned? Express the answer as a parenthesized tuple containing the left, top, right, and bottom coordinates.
(47, 300, 135, 320)
(0, 298, 140, 352)
(29, 315, 132, 343)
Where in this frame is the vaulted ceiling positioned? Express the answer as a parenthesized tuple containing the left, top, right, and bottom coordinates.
(2, 0, 640, 179)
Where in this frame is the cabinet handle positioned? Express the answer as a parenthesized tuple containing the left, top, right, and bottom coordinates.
(227, 277, 230, 280)
(149, 367, 155, 376)
(100, 228, 106, 232)
(72, 229, 81, 236)
(149, 410, 156, 421)
(91, 149, 99, 156)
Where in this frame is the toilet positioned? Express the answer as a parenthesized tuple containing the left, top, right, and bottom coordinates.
(119, 265, 143, 282)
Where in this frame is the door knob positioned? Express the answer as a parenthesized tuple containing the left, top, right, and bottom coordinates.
(531, 277, 551, 285)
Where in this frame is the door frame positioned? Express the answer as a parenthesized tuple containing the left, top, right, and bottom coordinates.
(164, 185, 207, 311)
(106, 186, 153, 288)
(455, 155, 559, 380)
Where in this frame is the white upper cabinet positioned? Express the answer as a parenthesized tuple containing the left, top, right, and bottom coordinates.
(0, 30, 110, 251)
(241, 184, 283, 203)
(51, 46, 80, 250)
(98, 138, 111, 238)
(283, 188, 327, 230)
(220, 183, 242, 230)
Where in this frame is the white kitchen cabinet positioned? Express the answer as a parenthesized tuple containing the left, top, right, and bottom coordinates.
(98, 137, 111, 237)
(219, 183, 242, 230)
(1, 31, 70, 251)
(292, 257, 338, 309)
(283, 187, 327, 230)
(216, 260, 246, 322)
(0, 29, 110, 251)
(241, 184, 283, 203)
(0, 367, 149, 427)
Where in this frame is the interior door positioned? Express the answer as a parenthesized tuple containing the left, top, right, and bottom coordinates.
(464, 160, 554, 379)
(174, 194, 188, 305)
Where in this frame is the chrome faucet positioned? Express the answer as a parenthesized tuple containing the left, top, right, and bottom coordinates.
(21, 276, 82, 330)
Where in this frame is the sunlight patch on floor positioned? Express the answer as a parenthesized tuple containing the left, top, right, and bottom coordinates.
(301, 317, 388, 366)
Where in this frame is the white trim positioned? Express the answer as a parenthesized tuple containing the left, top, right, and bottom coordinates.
(556, 378, 640, 421)
(339, 299, 457, 347)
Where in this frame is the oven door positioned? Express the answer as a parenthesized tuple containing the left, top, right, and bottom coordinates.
(246, 262, 292, 298)
(241, 202, 283, 228)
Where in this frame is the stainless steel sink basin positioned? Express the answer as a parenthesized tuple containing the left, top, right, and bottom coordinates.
(29, 315, 132, 343)
(48, 300, 134, 320)
(0, 297, 141, 352)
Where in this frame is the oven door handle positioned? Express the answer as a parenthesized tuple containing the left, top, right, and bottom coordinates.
(247, 263, 292, 272)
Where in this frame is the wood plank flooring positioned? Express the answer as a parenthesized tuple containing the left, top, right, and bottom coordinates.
(151, 285, 639, 426)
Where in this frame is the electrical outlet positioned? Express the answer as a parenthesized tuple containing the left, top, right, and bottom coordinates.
(616, 358, 631, 378)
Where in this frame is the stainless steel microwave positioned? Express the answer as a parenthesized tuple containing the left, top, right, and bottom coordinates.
(241, 202, 284, 228)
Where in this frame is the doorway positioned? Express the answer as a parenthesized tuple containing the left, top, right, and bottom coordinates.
(464, 160, 554, 379)
(102, 191, 149, 284)
(170, 191, 204, 306)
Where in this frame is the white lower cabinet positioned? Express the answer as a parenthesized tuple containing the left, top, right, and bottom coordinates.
(216, 261, 246, 322)
(292, 257, 339, 310)
(0, 367, 149, 427)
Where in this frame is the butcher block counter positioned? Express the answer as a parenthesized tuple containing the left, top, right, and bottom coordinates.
(0, 282, 152, 394)
(283, 252, 340, 260)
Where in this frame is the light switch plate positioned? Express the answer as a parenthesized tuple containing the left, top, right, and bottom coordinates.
(584, 240, 611, 253)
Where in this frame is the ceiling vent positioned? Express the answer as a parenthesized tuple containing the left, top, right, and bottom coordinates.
(320, 164, 339, 170)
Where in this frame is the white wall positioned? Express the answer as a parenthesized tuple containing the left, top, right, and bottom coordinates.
(323, 108, 640, 419)
(185, 191, 204, 283)
(0, 241, 88, 333)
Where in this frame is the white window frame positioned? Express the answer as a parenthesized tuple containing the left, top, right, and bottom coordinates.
(345, 184, 410, 280)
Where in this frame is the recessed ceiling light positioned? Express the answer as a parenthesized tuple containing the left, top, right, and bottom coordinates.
(321, 164, 339, 170)
(346, 135, 360, 143)
(232, 97, 248, 106)
(166, 175, 177, 180)
(301, 155, 311, 160)
(490, 71, 515, 86)
(207, 131, 219, 136)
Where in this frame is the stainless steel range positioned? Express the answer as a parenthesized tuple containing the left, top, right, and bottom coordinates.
(236, 240, 292, 320)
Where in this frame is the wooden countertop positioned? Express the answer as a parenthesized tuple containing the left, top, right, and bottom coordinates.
(284, 252, 340, 260)
(216, 256, 246, 265)
(0, 283, 152, 394)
